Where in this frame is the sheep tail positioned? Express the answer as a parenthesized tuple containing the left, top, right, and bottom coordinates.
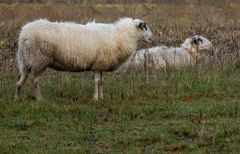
(16, 45, 29, 86)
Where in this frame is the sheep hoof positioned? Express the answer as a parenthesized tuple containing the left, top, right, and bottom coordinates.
(36, 97, 43, 102)
(14, 95, 22, 102)
(93, 96, 99, 101)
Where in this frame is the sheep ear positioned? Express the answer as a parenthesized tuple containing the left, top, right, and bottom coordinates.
(198, 37, 203, 43)
(191, 36, 199, 45)
(138, 22, 147, 31)
(192, 36, 203, 45)
(138, 22, 144, 29)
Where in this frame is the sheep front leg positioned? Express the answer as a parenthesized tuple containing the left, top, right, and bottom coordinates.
(94, 72, 101, 100)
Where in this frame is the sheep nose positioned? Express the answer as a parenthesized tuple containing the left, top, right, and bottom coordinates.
(207, 44, 213, 49)
(209, 43, 213, 48)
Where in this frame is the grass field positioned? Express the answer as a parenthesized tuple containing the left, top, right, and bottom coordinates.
(0, 0, 240, 153)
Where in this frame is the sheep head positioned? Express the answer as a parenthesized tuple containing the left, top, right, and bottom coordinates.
(133, 19, 153, 43)
(191, 35, 212, 51)
(182, 35, 212, 53)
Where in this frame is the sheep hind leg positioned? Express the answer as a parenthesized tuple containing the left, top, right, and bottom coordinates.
(30, 69, 45, 101)
(15, 69, 29, 101)
(93, 72, 101, 100)
(99, 72, 103, 99)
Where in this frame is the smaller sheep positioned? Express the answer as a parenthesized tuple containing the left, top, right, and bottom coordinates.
(119, 35, 212, 71)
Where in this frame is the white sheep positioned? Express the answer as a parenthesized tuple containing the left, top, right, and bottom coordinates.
(119, 35, 212, 71)
(15, 18, 153, 101)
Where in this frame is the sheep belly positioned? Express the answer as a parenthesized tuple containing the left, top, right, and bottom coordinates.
(48, 47, 98, 72)
(49, 59, 95, 72)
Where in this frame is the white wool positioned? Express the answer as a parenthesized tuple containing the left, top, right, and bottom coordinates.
(17, 17, 151, 72)
(15, 17, 153, 100)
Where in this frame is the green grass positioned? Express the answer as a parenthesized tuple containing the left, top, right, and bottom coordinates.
(0, 66, 239, 153)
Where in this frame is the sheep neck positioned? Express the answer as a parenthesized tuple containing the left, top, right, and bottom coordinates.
(115, 28, 138, 55)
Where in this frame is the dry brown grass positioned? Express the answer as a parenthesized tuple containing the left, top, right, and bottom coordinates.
(0, 1, 239, 79)
(0, 1, 240, 73)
